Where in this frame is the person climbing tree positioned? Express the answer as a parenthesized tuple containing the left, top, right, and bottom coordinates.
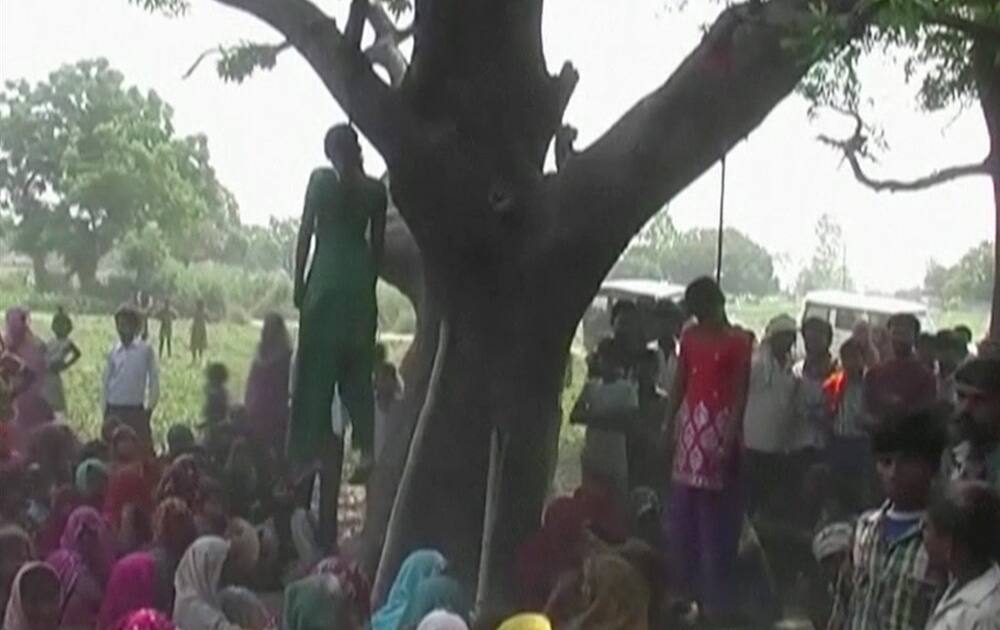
(289, 124, 387, 489)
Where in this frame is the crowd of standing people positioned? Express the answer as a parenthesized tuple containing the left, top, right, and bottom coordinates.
(0, 272, 998, 630)
(557, 276, 1000, 629)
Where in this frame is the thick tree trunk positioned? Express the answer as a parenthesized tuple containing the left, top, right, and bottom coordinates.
(374, 283, 571, 604)
(976, 40, 1000, 339)
(75, 255, 100, 293)
(31, 252, 50, 293)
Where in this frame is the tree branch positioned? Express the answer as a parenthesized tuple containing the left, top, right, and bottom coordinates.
(817, 107, 991, 192)
(210, 0, 408, 161)
(926, 12, 1000, 41)
(546, 0, 869, 307)
(182, 40, 292, 81)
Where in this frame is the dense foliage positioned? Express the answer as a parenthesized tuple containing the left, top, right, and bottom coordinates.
(613, 212, 781, 296)
(0, 59, 234, 290)
(925, 240, 995, 305)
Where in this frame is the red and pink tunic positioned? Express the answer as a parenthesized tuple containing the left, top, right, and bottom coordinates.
(672, 326, 752, 491)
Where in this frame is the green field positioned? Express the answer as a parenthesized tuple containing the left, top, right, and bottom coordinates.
(27, 313, 412, 448)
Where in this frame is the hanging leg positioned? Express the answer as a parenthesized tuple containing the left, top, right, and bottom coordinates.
(338, 341, 376, 484)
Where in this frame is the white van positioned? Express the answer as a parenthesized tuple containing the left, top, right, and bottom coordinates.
(582, 279, 686, 351)
(800, 290, 935, 350)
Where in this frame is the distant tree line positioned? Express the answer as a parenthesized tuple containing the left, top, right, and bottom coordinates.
(0, 58, 298, 308)
(925, 241, 995, 305)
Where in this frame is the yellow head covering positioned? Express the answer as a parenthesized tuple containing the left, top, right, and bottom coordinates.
(498, 613, 552, 630)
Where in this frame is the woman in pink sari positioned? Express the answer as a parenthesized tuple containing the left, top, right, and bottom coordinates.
(3, 308, 52, 445)
(244, 314, 292, 451)
(112, 609, 175, 630)
(97, 553, 157, 630)
(45, 506, 117, 630)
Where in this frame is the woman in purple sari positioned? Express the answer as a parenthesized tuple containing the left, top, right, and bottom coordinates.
(3, 308, 52, 444)
(46, 506, 117, 630)
(244, 314, 292, 452)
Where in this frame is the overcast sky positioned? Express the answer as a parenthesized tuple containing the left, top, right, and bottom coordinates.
(2, 0, 993, 296)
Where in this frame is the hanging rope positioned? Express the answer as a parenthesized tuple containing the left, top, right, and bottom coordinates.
(715, 154, 727, 286)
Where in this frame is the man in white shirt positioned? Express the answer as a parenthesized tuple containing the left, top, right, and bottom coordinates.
(923, 481, 1000, 630)
(743, 314, 798, 516)
(103, 305, 159, 448)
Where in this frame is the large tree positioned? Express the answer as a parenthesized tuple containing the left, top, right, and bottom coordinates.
(926, 240, 995, 304)
(0, 59, 232, 289)
(796, 212, 853, 294)
(802, 0, 1000, 335)
(135, 0, 871, 605)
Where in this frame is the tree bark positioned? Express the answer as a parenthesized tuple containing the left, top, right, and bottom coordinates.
(30, 252, 50, 293)
(974, 38, 1000, 339)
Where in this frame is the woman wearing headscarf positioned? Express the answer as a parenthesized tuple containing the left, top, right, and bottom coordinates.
(259, 476, 321, 588)
(97, 501, 197, 626)
(283, 574, 362, 630)
(103, 425, 157, 536)
(149, 497, 198, 612)
(111, 608, 175, 630)
(244, 314, 292, 453)
(0, 525, 34, 621)
(45, 505, 117, 630)
(0, 336, 34, 449)
(497, 614, 552, 630)
(35, 484, 82, 559)
(155, 454, 202, 509)
(172, 534, 261, 630)
(76, 458, 110, 509)
(97, 552, 158, 630)
(3, 307, 53, 442)
(26, 422, 78, 487)
(218, 586, 272, 629)
(314, 556, 372, 623)
(371, 549, 447, 630)
(515, 490, 622, 612)
(415, 610, 469, 630)
(3, 561, 62, 630)
(561, 553, 650, 630)
(397, 575, 467, 629)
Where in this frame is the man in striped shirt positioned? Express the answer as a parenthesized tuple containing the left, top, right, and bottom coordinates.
(828, 411, 947, 630)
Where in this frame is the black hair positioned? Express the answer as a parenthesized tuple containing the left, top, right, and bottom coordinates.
(167, 424, 196, 453)
(324, 124, 358, 161)
(684, 277, 725, 322)
(953, 325, 974, 345)
(610, 299, 639, 325)
(955, 358, 1000, 395)
(928, 481, 1000, 562)
(206, 363, 229, 385)
(19, 563, 61, 600)
(802, 316, 834, 346)
(79, 439, 110, 463)
(917, 332, 936, 347)
(114, 306, 140, 326)
(935, 329, 961, 350)
(888, 313, 921, 336)
(871, 410, 947, 469)
(653, 299, 683, 320)
(839, 337, 864, 359)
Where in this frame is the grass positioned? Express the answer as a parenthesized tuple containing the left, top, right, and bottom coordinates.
(28, 313, 411, 449)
